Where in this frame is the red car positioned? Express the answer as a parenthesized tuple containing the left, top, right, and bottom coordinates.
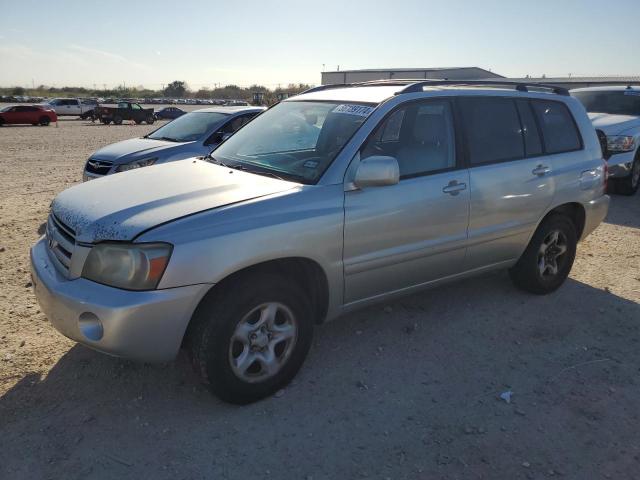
(0, 105, 57, 126)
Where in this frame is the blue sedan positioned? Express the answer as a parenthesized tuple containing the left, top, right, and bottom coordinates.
(154, 106, 186, 120)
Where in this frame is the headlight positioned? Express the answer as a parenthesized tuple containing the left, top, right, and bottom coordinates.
(115, 157, 157, 172)
(606, 135, 635, 153)
(81, 242, 172, 290)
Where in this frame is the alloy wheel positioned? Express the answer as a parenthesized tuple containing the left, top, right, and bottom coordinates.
(537, 230, 568, 278)
(228, 302, 298, 383)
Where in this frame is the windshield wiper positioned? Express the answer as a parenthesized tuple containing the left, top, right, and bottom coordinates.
(153, 136, 181, 142)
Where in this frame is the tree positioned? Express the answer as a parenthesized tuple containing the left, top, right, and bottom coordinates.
(11, 86, 25, 95)
(164, 80, 188, 98)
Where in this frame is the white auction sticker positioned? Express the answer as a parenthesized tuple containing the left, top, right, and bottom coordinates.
(333, 104, 374, 117)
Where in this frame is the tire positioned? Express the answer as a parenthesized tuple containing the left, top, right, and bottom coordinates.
(613, 156, 640, 196)
(146, 115, 155, 125)
(509, 214, 577, 295)
(101, 119, 111, 125)
(32, 123, 38, 126)
(39, 116, 50, 126)
(187, 273, 314, 404)
(113, 115, 123, 125)
(134, 119, 143, 125)
(0, 117, 4, 126)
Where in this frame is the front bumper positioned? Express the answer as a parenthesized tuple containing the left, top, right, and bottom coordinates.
(607, 150, 635, 178)
(30, 238, 211, 362)
(582, 195, 610, 240)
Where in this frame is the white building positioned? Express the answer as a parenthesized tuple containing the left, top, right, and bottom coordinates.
(320, 67, 502, 85)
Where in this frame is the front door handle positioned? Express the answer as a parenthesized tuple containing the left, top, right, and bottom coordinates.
(442, 180, 467, 196)
(532, 164, 551, 176)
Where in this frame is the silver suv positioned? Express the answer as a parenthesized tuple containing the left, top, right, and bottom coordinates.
(31, 80, 609, 403)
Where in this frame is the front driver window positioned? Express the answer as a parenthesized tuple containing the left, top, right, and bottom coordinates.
(362, 100, 456, 178)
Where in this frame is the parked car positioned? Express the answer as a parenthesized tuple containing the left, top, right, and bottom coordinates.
(0, 105, 57, 126)
(83, 106, 265, 180)
(95, 102, 155, 125)
(154, 106, 186, 120)
(31, 80, 608, 404)
(45, 98, 97, 117)
(571, 86, 640, 195)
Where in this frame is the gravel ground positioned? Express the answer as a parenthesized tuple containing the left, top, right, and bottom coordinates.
(0, 112, 639, 480)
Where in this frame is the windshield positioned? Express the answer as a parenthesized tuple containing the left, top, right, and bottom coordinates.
(210, 101, 374, 184)
(572, 90, 640, 116)
(0, 106, 11, 112)
(147, 112, 229, 142)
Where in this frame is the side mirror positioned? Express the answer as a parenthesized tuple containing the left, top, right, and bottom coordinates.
(353, 156, 400, 188)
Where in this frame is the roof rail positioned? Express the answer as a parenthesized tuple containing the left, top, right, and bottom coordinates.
(298, 79, 570, 97)
(298, 83, 348, 95)
(398, 79, 569, 96)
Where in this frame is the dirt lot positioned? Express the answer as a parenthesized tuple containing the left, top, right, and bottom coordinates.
(0, 113, 639, 480)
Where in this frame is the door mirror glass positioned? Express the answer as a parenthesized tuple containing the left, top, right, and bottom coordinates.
(353, 156, 399, 188)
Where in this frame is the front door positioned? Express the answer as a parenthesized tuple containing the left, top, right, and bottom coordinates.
(343, 99, 470, 304)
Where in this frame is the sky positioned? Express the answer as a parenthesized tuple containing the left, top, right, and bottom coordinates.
(1, 0, 639, 90)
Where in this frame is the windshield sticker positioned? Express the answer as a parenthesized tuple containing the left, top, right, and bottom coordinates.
(333, 104, 374, 117)
(624, 90, 640, 96)
(303, 160, 319, 169)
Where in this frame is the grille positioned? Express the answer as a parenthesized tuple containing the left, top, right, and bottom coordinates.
(46, 214, 76, 272)
(85, 158, 113, 175)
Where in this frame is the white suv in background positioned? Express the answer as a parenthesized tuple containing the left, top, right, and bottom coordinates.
(571, 86, 640, 195)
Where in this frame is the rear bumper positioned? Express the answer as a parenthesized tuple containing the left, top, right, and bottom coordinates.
(30, 238, 211, 362)
(582, 195, 610, 240)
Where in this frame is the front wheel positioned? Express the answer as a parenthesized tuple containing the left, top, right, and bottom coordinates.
(509, 214, 577, 295)
(39, 116, 50, 126)
(113, 115, 123, 125)
(187, 273, 314, 404)
(614, 157, 640, 196)
(146, 115, 155, 124)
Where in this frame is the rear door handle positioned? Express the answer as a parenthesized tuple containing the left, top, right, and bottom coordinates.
(532, 164, 551, 176)
(442, 180, 467, 196)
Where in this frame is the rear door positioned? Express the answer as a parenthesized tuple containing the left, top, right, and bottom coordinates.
(343, 99, 470, 304)
(461, 96, 555, 270)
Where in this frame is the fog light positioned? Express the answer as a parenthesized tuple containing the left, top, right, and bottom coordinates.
(79, 312, 103, 341)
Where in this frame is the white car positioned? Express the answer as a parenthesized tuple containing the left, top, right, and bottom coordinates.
(44, 98, 98, 117)
(571, 86, 640, 195)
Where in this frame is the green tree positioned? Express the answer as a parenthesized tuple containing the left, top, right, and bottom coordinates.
(11, 86, 25, 95)
(164, 80, 188, 98)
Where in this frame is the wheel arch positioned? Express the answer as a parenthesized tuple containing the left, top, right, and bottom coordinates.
(181, 256, 330, 348)
(541, 202, 586, 241)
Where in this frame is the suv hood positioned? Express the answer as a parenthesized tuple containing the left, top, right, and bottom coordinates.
(52, 159, 297, 243)
(588, 112, 640, 135)
(91, 137, 193, 164)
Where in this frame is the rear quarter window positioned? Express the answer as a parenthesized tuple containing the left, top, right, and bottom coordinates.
(531, 100, 582, 154)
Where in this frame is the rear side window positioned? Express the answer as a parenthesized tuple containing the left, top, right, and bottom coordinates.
(459, 97, 524, 165)
(515, 100, 542, 156)
(531, 100, 581, 154)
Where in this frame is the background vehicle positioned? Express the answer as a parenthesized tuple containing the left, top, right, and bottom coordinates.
(31, 80, 608, 404)
(0, 105, 57, 126)
(95, 101, 155, 125)
(154, 106, 186, 120)
(83, 106, 265, 179)
(45, 98, 97, 117)
(571, 86, 640, 195)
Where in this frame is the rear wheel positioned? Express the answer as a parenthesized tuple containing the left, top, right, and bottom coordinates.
(146, 115, 155, 125)
(187, 273, 314, 404)
(509, 214, 577, 295)
(39, 116, 50, 126)
(614, 157, 640, 196)
(0, 117, 4, 126)
(113, 115, 123, 125)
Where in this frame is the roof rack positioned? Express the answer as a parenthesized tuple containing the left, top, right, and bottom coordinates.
(398, 79, 569, 95)
(299, 79, 569, 97)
